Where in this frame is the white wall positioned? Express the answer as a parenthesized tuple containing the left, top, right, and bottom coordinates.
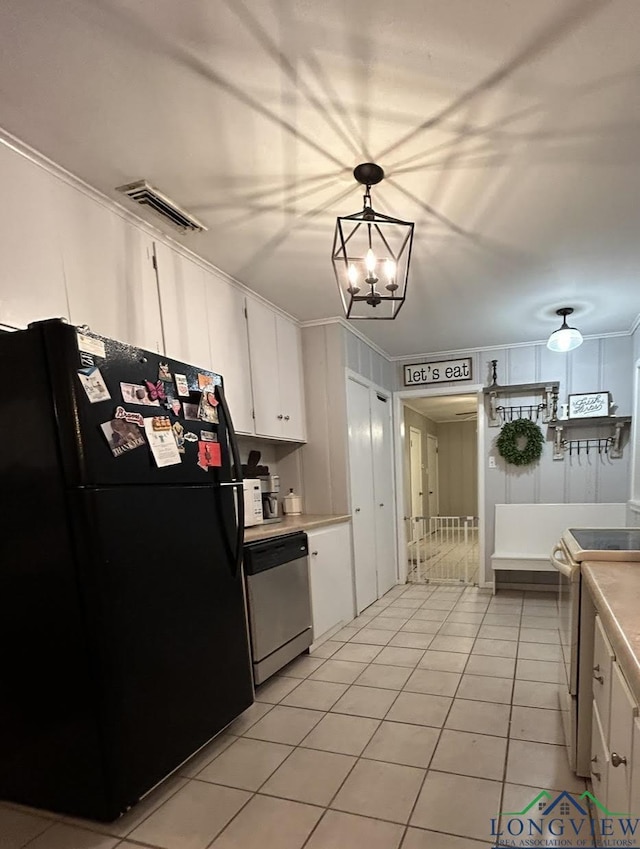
(396, 337, 634, 582)
(343, 325, 395, 392)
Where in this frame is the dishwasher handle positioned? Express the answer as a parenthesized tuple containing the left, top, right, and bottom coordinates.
(244, 532, 309, 575)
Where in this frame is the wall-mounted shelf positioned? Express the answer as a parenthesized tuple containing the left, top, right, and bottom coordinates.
(484, 380, 560, 428)
(548, 416, 632, 460)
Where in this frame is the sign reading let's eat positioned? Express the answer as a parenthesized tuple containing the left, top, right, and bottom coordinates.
(403, 357, 473, 387)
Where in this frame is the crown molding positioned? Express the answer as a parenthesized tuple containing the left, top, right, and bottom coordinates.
(0, 126, 301, 326)
(390, 330, 632, 363)
(300, 316, 392, 361)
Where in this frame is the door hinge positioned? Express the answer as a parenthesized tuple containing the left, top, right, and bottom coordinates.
(251, 409, 255, 419)
(152, 253, 157, 270)
(244, 306, 248, 318)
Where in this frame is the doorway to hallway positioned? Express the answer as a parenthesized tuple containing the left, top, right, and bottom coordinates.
(403, 393, 480, 585)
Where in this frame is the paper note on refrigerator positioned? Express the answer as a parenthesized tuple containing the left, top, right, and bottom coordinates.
(143, 418, 182, 467)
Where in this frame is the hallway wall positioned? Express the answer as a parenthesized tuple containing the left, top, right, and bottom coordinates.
(437, 420, 478, 517)
(403, 407, 437, 522)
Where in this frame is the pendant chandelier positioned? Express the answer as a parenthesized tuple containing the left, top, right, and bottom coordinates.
(331, 163, 414, 320)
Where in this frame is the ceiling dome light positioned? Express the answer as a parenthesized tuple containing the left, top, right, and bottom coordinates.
(547, 307, 584, 352)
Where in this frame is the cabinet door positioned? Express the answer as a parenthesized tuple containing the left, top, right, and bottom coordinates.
(57, 183, 162, 351)
(370, 391, 396, 595)
(204, 270, 254, 435)
(591, 699, 609, 833)
(630, 717, 640, 819)
(276, 314, 306, 441)
(608, 662, 637, 817)
(308, 524, 354, 641)
(594, 615, 616, 739)
(155, 243, 211, 369)
(246, 298, 281, 437)
(347, 377, 377, 613)
(0, 147, 68, 328)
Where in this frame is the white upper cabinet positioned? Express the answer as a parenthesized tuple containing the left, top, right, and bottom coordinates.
(203, 268, 254, 436)
(276, 314, 305, 441)
(0, 146, 68, 328)
(154, 242, 211, 369)
(55, 182, 162, 352)
(246, 298, 306, 441)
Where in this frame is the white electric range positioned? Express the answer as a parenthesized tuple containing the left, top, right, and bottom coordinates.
(551, 527, 640, 776)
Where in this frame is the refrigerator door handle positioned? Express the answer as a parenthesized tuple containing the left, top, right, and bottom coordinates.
(216, 384, 244, 576)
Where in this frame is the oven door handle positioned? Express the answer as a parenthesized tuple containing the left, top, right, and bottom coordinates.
(551, 544, 575, 579)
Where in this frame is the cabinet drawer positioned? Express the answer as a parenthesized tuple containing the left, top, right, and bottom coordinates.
(593, 614, 615, 735)
(608, 662, 637, 817)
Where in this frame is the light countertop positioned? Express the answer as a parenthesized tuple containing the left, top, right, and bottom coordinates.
(582, 561, 640, 704)
(243, 514, 351, 543)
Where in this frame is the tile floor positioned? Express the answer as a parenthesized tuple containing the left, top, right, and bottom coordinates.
(1, 584, 590, 849)
(407, 534, 479, 585)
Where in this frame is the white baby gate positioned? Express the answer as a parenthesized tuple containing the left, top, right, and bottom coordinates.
(406, 515, 479, 584)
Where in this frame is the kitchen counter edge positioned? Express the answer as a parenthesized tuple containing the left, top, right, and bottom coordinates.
(582, 561, 640, 705)
(244, 514, 351, 543)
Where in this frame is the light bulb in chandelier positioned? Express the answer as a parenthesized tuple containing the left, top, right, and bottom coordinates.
(384, 259, 398, 292)
(347, 263, 360, 295)
(365, 248, 377, 280)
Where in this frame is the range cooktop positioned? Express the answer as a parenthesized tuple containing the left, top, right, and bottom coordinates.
(565, 528, 640, 562)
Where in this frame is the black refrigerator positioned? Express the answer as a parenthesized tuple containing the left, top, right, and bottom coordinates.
(0, 319, 253, 822)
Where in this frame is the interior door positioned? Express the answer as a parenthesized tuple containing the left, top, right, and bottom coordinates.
(371, 391, 396, 596)
(347, 377, 377, 612)
(409, 426, 424, 520)
(426, 435, 439, 517)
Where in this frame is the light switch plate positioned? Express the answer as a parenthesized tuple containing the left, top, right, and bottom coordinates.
(489, 456, 496, 469)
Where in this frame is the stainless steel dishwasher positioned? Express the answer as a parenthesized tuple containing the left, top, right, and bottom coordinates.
(243, 532, 312, 684)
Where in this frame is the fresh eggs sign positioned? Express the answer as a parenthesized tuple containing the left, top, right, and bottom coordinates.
(403, 357, 472, 387)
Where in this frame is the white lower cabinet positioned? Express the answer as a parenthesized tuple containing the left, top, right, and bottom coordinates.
(608, 663, 636, 814)
(307, 524, 354, 642)
(590, 614, 640, 825)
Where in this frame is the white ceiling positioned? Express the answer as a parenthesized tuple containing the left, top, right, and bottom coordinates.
(1, 0, 639, 356)
(406, 394, 477, 423)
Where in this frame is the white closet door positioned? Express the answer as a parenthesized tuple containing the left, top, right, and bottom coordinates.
(347, 377, 377, 612)
(371, 390, 396, 596)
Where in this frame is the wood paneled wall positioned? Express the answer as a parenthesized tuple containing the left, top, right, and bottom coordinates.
(396, 336, 634, 582)
(437, 420, 478, 517)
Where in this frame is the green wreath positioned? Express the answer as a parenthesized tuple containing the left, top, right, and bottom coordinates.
(496, 418, 544, 466)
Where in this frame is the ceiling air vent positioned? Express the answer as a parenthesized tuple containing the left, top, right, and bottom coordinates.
(116, 180, 207, 233)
